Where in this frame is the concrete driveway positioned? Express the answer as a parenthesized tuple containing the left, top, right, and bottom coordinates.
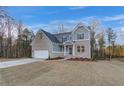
(0, 58, 44, 69)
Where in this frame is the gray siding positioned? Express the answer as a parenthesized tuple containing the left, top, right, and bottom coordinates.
(49, 52, 64, 58)
(72, 26, 90, 40)
(31, 32, 53, 57)
(74, 40, 91, 58)
(52, 43, 60, 52)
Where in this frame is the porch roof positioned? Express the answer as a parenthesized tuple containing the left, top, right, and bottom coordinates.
(57, 41, 73, 45)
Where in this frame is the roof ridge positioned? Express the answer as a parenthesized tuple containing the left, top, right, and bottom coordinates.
(53, 31, 72, 35)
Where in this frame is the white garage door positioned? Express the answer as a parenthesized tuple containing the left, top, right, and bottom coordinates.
(33, 50, 48, 59)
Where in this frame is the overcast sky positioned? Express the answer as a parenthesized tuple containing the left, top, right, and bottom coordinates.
(7, 6, 124, 44)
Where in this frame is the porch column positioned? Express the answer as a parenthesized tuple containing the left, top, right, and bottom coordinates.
(64, 45, 66, 56)
(73, 44, 75, 56)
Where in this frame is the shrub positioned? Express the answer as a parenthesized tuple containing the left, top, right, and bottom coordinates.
(67, 57, 91, 61)
(46, 57, 64, 60)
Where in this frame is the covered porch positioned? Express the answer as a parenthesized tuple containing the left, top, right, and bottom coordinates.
(59, 41, 75, 57)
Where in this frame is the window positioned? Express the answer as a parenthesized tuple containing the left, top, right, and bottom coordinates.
(77, 45, 85, 52)
(68, 35, 72, 40)
(63, 37, 67, 42)
(81, 46, 85, 52)
(62, 36, 67, 42)
(38, 32, 43, 39)
(77, 33, 84, 39)
(59, 45, 64, 52)
(77, 46, 80, 52)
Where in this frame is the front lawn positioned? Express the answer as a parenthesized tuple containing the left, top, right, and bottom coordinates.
(1, 60, 124, 85)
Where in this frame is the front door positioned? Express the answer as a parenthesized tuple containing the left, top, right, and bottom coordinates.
(69, 47, 72, 55)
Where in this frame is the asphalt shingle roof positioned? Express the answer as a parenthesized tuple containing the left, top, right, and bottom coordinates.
(41, 30, 60, 43)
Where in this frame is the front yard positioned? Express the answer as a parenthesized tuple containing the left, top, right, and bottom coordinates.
(0, 59, 124, 85)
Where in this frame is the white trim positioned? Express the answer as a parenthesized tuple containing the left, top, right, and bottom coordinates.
(71, 22, 90, 34)
(89, 31, 91, 58)
(52, 51, 64, 53)
(64, 45, 66, 56)
(73, 44, 75, 56)
(63, 39, 90, 44)
(63, 42, 73, 45)
(73, 39, 90, 41)
(88, 38, 91, 58)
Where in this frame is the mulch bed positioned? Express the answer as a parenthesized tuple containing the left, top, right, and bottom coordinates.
(46, 57, 64, 60)
(67, 57, 92, 61)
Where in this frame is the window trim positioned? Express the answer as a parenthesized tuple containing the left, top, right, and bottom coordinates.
(77, 45, 85, 53)
(77, 46, 80, 52)
(77, 33, 84, 39)
(81, 46, 85, 52)
(62, 36, 68, 42)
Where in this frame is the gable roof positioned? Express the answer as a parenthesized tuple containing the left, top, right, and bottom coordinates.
(53, 31, 71, 35)
(34, 22, 91, 44)
(72, 22, 91, 33)
(41, 30, 60, 43)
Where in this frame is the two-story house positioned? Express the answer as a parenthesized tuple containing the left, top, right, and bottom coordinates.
(31, 22, 91, 59)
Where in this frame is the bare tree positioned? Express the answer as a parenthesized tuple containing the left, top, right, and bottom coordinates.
(95, 28, 106, 59)
(0, 7, 17, 58)
(16, 21, 23, 57)
(90, 19, 100, 60)
(6, 16, 16, 58)
(98, 33, 105, 58)
(0, 8, 8, 57)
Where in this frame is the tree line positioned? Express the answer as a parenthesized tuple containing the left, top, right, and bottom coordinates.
(0, 7, 34, 58)
(90, 20, 124, 60)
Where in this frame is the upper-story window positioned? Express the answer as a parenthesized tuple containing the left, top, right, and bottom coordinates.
(62, 35, 71, 42)
(68, 35, 72, 40)
(62, 36, 67, 42)
(77, 33, 84, 39)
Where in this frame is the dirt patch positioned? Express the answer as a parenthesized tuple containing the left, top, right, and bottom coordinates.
(1, 60, 124, 85)
(116, 58, 124, 62)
